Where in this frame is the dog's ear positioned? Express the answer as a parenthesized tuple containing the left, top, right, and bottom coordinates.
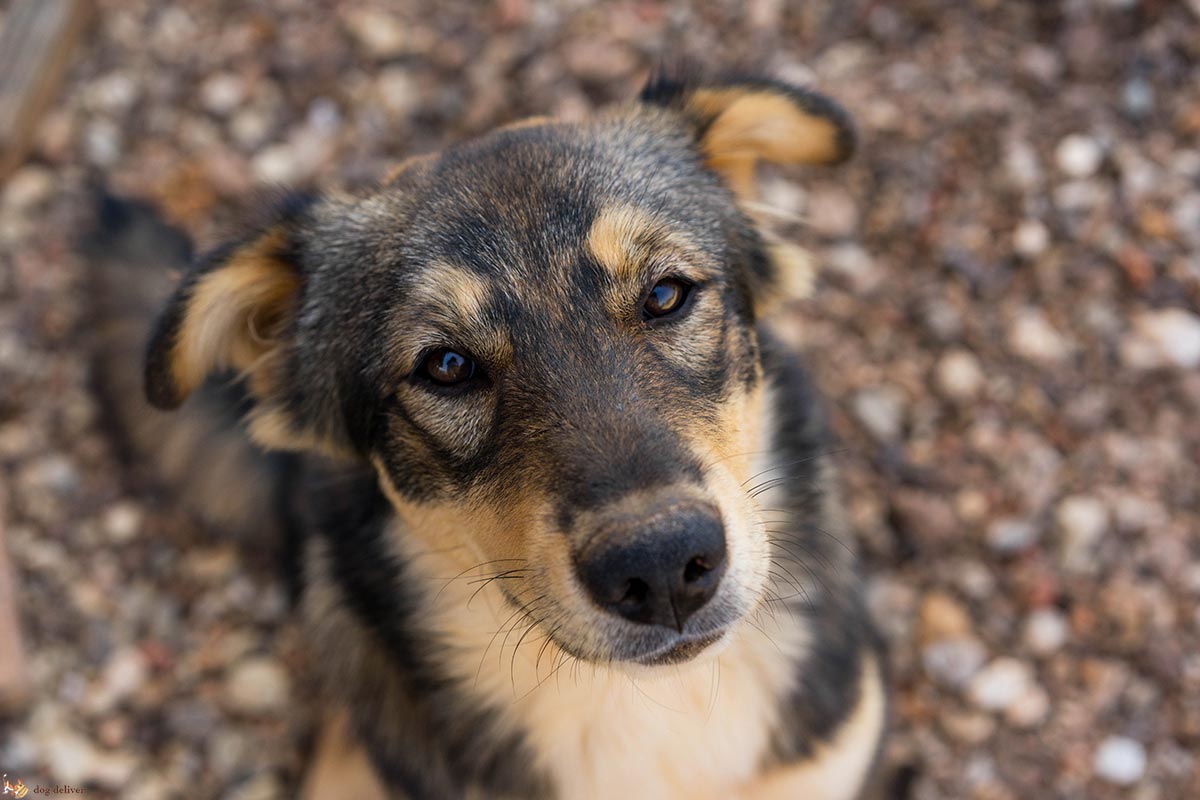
(642, 74, 854, 313)
(144, 197, 312, 411)
(640, 74, 855, 201)
(143, 194, 351, 455)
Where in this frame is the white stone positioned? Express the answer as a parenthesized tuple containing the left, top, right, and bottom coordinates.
(345, 9, 413, 58)
(1057, 495, 1108, 571)
(935, 349, 984, 400)
(986, 517, 1038, 554)
(1173, 193, 1200, 246)
(224, 657, 290, 715)
(852, 387, 905, 441)
(90, 750, 140, 789)
(1009, 309, 1072, 363)
(1013, 219, 1049, 257)
(87, 72, 138, 112)
(1056, 134, 1103, 178)
(227, 773, 283, 800)
(1120, 309, 1200, 370)
(1093, 736, 1147, 785)
(967, 657, 1035, 711)
(1023, 609, 1068, 656)
(200, 73, 246, 115)
(806, 186, 858, 237)
(2, 166, 55, 211)
(231, 108, 272, 150)
(44, 730, 99, 784)
(825, 244, 880, 292)
(103, 502, 143, 543)
(376, 66, 420, 118)
(252, 144, 298, 184)
(1005, 139, 1042, 189)
(1005, 684, 1051, 728)
(85, 118, 122, 166)
(922, 637, 987, 689)
(102, 647, 146, 703)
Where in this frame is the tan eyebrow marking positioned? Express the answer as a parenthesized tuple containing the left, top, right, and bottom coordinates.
(587, 205, 662, 284)
(409, 262, 491, 323)
(384, 263, 512, 383)
(587, 205, 718, 288)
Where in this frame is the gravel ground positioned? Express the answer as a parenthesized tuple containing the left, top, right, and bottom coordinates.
(1, 1, 1199, 798)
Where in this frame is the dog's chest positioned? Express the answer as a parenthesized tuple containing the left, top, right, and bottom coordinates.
(453, 621, 806, 800)
(530, 647, 788, 799)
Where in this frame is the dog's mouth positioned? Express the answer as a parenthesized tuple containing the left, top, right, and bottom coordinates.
(632, 629, 727, 666)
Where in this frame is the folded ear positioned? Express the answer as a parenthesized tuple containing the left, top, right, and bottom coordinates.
(145, 229, 299, 411)
(145, 194, 377, 460)
(640, 74, 855, 200)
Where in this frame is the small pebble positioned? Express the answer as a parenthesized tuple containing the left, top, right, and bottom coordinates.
(376, 66, 421, 118)
(89, 646, 147, 713)
(103, 502, 143, 543)
(1005, 684, 1051, 728)
(1173, 193, 1200, 245)
(345, 9, 416, 58)
(1057, 495, 1108, 571)
(44, 730, 99, 784)
(2, 166, 56, 211)
(852, 387, 905, 441)
(923, 637, 987, 688)
(1023, 608, 1069, 655)
(940, 711, 996, 744)
(1013, 219, 1049, 257)
(252, 144, 298, 184)
(1120, 309, 1200, 370)
(986, 517, 1039, 555)
(806, 186, 859, 237)
(825, 244, 880, 292)
(224, 657, 290, 715)
(1121, 76, 1154, 119)
(968, 657, 1035, 711)
(919, 591, 973, 642)
(1093, 736, 1147, 785)
(935, 349, 984, 401)
(200, 73, 246, 115)
(1056, 134, 1103, 178)
(1009, 309, 1072, 363)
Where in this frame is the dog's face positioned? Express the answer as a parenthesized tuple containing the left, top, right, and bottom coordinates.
(144, 76, 853, 666)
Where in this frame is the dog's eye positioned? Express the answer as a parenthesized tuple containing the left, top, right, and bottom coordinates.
(419, 348, 476, 386)
(643, 278, 692, 320)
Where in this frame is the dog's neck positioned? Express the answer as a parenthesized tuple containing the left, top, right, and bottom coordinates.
(391, 519, 809, 800)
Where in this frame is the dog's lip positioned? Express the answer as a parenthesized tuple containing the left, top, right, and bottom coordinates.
(634, 630, 725, 666)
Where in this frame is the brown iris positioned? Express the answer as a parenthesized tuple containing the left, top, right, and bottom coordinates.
(643, 277, 691, 319)
(420, 348, 476, 385)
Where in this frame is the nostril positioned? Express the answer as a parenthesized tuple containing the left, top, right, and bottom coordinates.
(683, 555, 713, 584)
(620, 577, 650, 606)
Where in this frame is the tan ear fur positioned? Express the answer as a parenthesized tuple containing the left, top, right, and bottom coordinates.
(690, 89, 847, 196)
(169, 229, 298, 402)
(657, 80, 854, 202)
(645, 78, 853, 312)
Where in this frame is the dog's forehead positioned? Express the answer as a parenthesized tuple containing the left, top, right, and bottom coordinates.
(396, 118, 729, 278)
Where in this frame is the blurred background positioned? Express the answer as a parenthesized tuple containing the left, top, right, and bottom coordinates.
(0, 1, 1198, 798)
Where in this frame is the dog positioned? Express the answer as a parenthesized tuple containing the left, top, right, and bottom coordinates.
(90, 70, 887, 799)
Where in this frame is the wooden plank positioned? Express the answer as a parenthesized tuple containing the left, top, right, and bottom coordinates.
(0, 0, 90, 181)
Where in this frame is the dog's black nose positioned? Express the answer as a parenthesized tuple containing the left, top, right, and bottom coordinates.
(576, 504, 727, 631)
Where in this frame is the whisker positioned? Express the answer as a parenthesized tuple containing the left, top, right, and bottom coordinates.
(434, 558, 528, 602)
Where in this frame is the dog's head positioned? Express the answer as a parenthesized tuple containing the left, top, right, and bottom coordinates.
(144, 74, 853, 666)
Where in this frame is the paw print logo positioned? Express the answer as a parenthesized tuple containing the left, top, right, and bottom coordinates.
(1, 774, 28, 799)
